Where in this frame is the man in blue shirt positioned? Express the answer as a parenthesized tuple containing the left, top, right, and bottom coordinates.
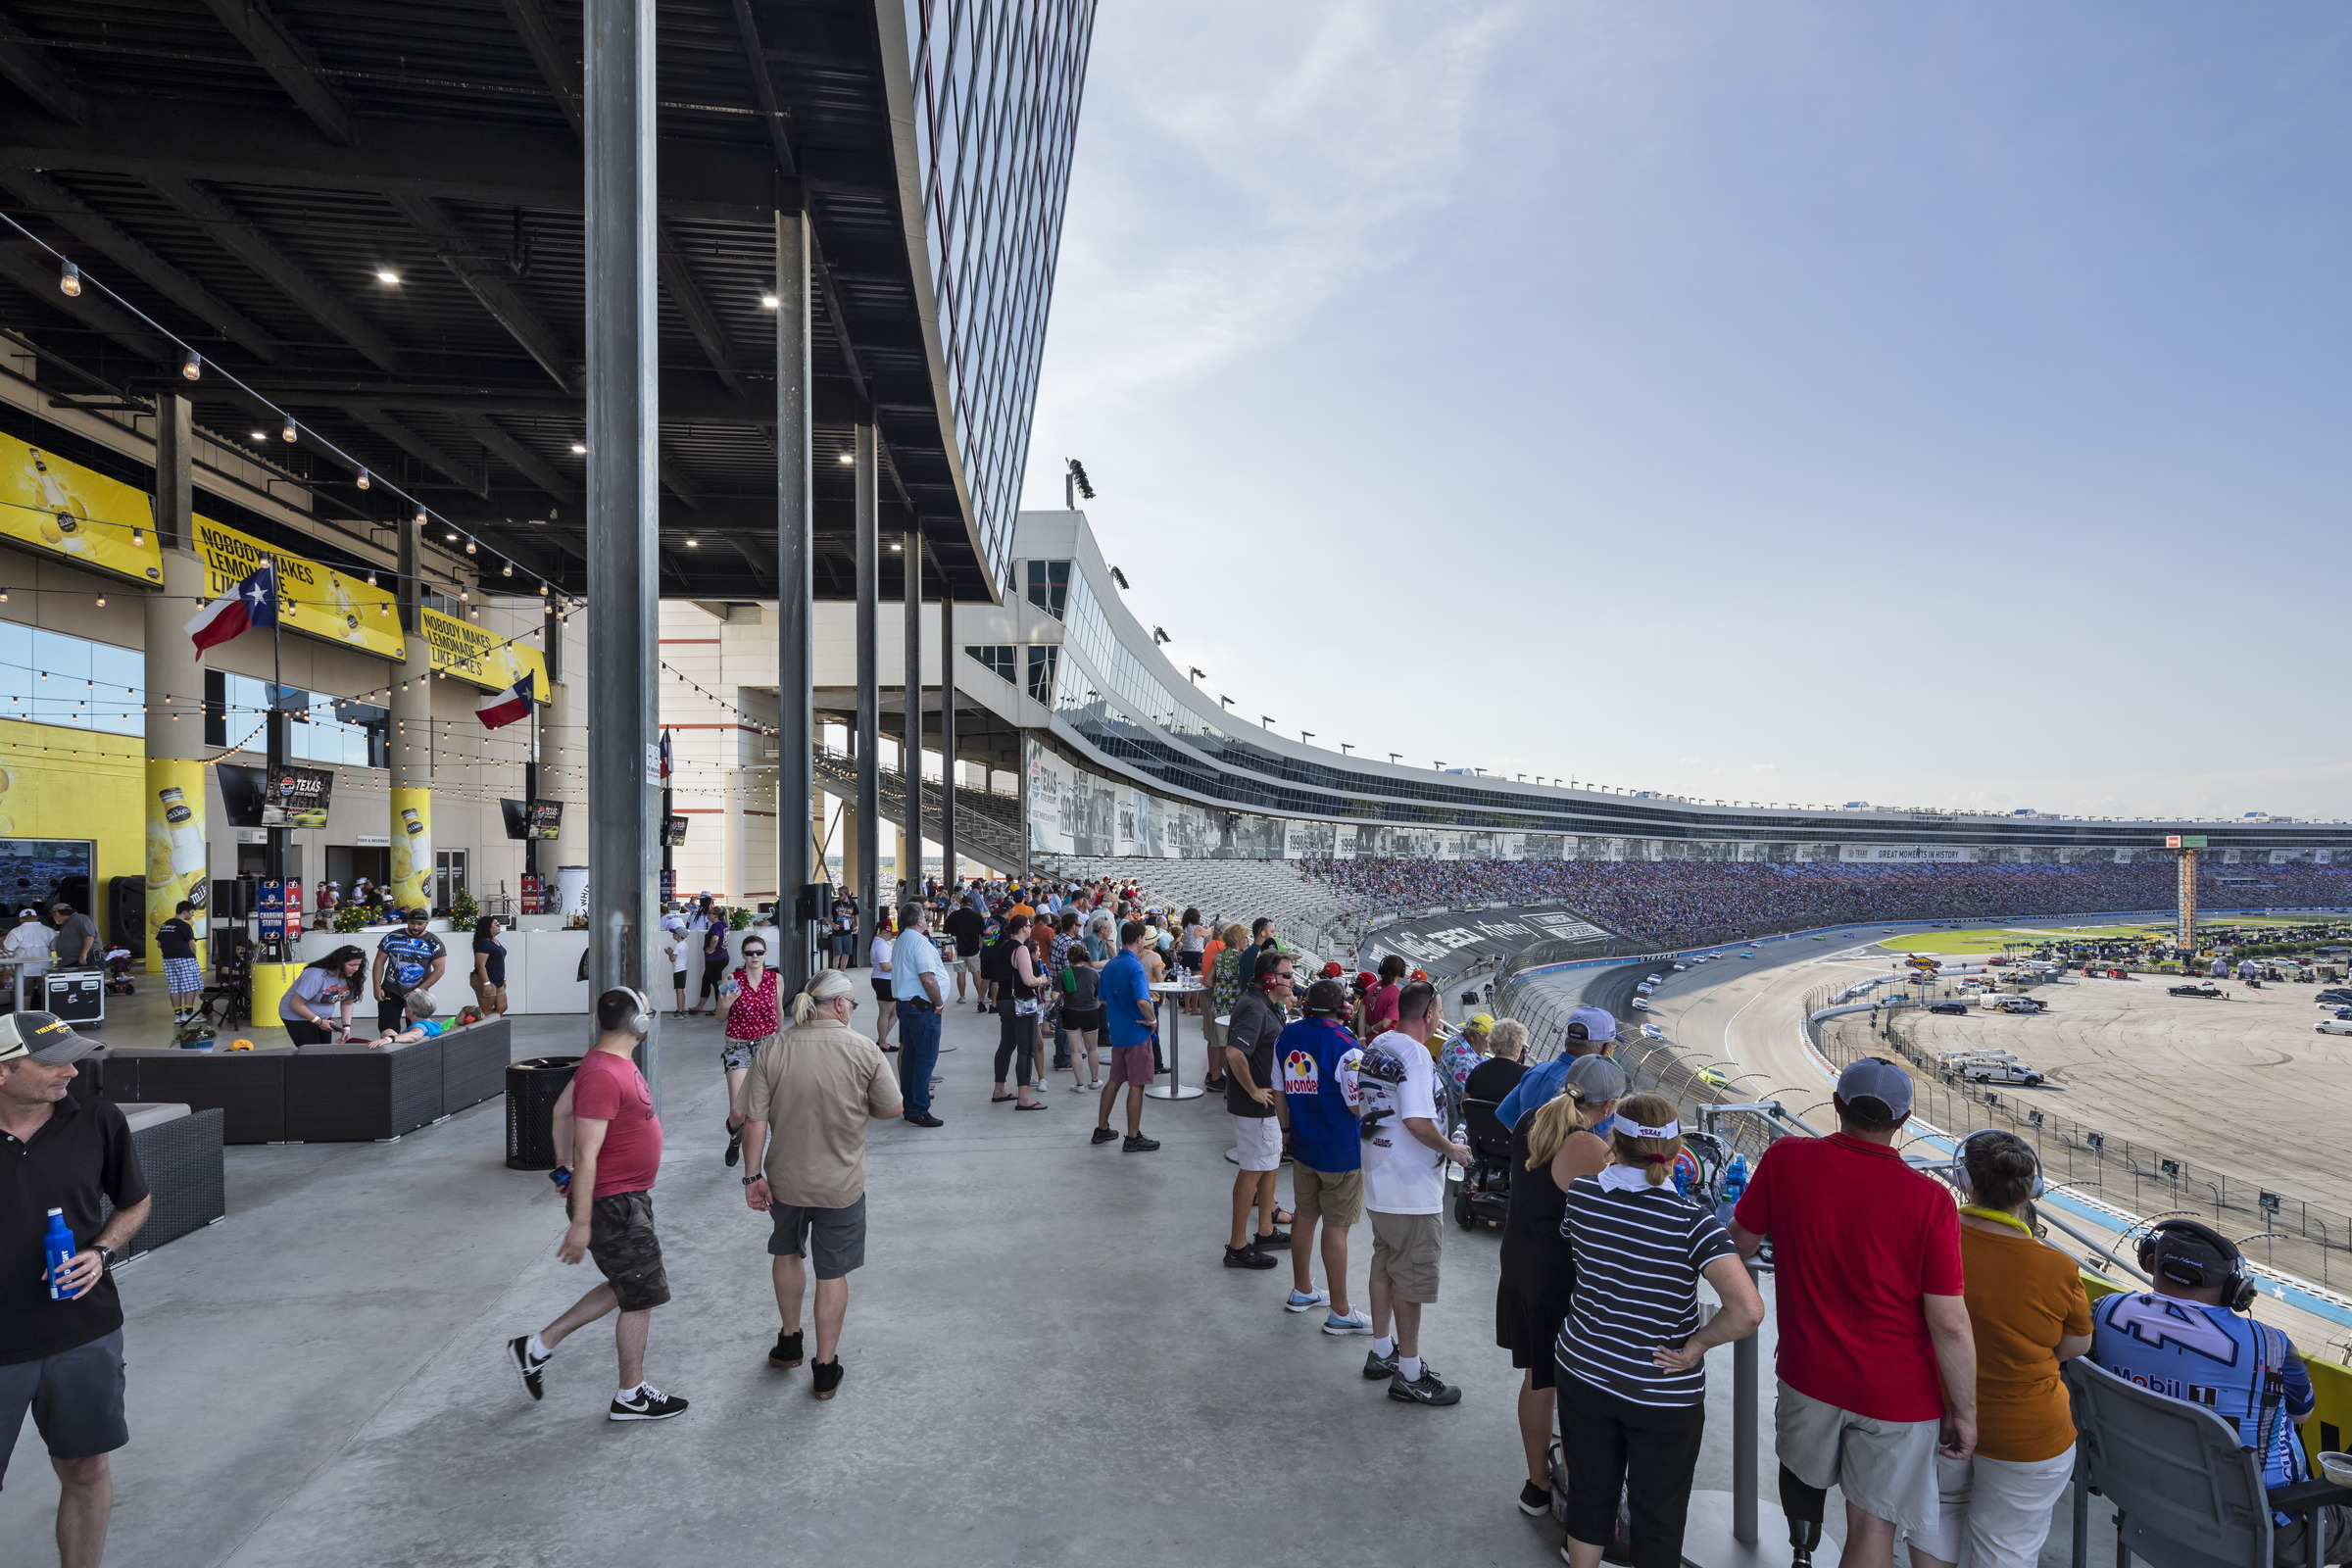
(2089, 1220, 2349, 1558)
(370, 908, 447, 1038)
(1279, 979, 1372, 1334)
(1495, 1005, 1619, 1132)
(889, 902, 949, 1128)
(1091, 920, 1159, 1153)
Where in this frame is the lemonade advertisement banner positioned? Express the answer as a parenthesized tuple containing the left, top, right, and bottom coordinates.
(420, 606, 550, 696)
(144, 758, 209, 969)
(390, 785, 432, 909)
(0, 441, 166, 584)
(193, 516, 403, 662)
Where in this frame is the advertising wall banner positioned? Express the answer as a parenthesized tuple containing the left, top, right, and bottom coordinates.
(390, 786, 432, 908)
(0, 441, 166, 583)
(217, 762, 333, 828)
(144, 758, 208, 970)
(1838, 844, 1977, 863)
(420, 606, 552, 696)
(192, 515, 402, 661)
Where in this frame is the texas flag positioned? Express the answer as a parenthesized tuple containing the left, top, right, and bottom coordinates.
(474, 669, 535, 730)
(658, 729, 673, 780)
(184, 562, 276, 660)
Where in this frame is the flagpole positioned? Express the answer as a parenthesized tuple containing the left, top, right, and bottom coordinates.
(265, 558, 288, 962)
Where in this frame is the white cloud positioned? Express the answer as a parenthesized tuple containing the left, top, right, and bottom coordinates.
(1677, 756, 1701, 765)
(1751, 762, 1779, 773)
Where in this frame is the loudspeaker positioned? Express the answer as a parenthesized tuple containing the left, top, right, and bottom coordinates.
(796, 883, 825, 922)
(107, 876, 144, 952)
(212, 877, 252, 920)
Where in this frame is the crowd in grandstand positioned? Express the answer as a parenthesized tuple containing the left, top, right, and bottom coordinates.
(1302, 858, 2352, 947)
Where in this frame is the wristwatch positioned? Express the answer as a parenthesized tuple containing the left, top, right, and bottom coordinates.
(93, 1246, 115, 1270)
(741, 1175, 760, 1186)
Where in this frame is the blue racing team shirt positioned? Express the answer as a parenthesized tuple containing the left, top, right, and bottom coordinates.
(2091, 1291, 2313, 1504)
(1278, 1017, 1363, 1174)
(376, 930, 445, 992)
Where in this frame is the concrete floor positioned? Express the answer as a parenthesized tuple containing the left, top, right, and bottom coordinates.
(6, 968, 2113, 1568)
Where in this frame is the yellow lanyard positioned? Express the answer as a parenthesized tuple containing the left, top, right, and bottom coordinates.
(1961, 1203, 2035, 1238)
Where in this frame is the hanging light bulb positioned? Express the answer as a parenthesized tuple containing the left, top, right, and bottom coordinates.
(131, 526, 143, 546)
(465, 538, 476, 555)
(281, 420, 297, 443)
(58, 261, 79, 297)
(94, 595, 105, 608)
(357, 468, 370, 491)
(538, 582, 550, 597)
(416, 507, 427, 525)
(501, 563, 513, 577)
(367, 570, 377, 587)
(180, 351, 202, 381)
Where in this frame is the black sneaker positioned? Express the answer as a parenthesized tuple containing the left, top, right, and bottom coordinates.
(1362, 1347, 1399, 1380)
(769, 1330, 804, 1369)
(1251, 1229, 1292, 1250)
(1223, 1244, 1277, 1270)
(609, 1384, 689, 1421)
(507, 1335, 549, 1401)
(906, 1111, 944, 1128)
(1122, 1133, 1159, 1153)
(724, 1125, 742, 1167)
(1519, 1479, 1552, 1517)
(1090, 1126, 1119, 1145)
(1388, 1365, 1461, 1406)
(811, 1358, 844, 1399)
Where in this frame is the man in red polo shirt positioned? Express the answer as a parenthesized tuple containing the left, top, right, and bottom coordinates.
(1730, 1057, 1975, 1568)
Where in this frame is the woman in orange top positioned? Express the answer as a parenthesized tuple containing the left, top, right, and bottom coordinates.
(1906, 1131, 2091, 1568)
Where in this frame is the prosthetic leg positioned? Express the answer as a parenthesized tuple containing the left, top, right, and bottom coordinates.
(1781, 1465, 1828, 1568)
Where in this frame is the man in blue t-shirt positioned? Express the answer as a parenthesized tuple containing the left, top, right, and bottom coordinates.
(370, 908, 447, 1038)
(1092, 920, 1159, 1154)
(1279, 979, 1372, 1335)
(1495, 1005, 1620, 1133)
(2090, 1222, 2349, 1557)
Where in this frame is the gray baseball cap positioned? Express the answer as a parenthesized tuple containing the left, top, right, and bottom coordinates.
(0, 1010, 96, 1066)
(1837, 1056, 1914, 1121)
(1564, 1004, 1619, 1048)
(1564, 1054, 1630, 1103)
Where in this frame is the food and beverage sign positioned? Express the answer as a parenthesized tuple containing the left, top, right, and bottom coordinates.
(193, 516, 403, 661)
(420, 606, 552, 695)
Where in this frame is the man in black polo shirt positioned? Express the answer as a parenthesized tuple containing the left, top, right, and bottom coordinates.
(941, 895, 986, 1005)
(0, 1010, 149, 1567)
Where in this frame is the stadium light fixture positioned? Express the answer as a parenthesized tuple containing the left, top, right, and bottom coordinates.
(1064, 458, 1096, 507)
(1218, 695, 1232, 709)
(1340, 744, 1352, 756)
(1152, 627, 1169, 645)
(1389, 754, 1400, 764)
(1261, 715, 1276, 728)
(1109, 566, 1130, 590)
(1186, 666, 1204, 682)
(1300, 731, 1313, 743)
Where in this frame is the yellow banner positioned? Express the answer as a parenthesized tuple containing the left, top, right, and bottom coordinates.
(0, 439, 165, 584)
(420, 606, 550, 697)
(390, 785, 432, 909)
(192, 515, 403, 662)
(144, 758, 209, 972)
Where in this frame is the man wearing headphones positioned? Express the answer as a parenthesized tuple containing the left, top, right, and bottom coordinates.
(507, 989, 688, 1423)
(2091, 1219, 2351, 1561)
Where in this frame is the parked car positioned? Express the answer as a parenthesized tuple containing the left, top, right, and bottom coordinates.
(2316, 989, 2352, 1006)
(1997, 998, 2046, 1015)
(2169, 984, 2225, 999)
(1960, 1058, 2045, 1086)
(1928, 1001, 1970, 1015)
(2317, 1018, 2352, 1037)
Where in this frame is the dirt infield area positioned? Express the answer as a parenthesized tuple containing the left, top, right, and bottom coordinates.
(1879, 973, 2352, 1217)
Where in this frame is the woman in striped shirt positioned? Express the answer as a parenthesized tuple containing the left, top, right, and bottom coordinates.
(1557, 1093, 1766, 1568)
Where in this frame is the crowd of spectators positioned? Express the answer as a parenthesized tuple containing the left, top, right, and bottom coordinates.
(1301, 858, 2352, 948)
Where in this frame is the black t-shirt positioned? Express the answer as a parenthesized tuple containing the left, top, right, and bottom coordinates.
(155, 917, 197, 961)
(473, 934, 507, 988)
(1225, 990, 1284, 1118)
(1239, 940, 1273, 991)
(1465, 1055, 1526, 1106)
(942, 906, 986, 957)
(3, 1095, 149, 1363)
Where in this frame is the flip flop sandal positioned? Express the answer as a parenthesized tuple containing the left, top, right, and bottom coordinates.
(1015, 1100, 1050, 1110)
(991, 1094, 1017, 1103)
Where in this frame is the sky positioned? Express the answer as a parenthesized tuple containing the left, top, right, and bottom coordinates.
(1016, 3, 2352, 823)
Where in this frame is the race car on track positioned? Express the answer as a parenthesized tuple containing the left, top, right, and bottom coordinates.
(1630, 997, 1649, 1010)
(2169, 984, 2225, 999)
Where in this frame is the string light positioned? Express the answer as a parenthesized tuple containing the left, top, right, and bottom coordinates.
(356, 468, 369, 490)
(180, 351, 202, 381)
(58, 260, 78, 297)
(281, 420, 297, 443)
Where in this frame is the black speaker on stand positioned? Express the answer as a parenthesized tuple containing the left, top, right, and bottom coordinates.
(107, 876, 145, 954)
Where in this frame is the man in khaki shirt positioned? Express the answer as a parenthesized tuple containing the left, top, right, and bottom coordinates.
(740, 971, 902, 1399)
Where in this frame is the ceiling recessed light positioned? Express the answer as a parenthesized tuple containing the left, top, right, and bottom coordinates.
(760, 293, 780, 309)
(837, 451, 856, 465)
(250, 429, 269, 442)
(376, 269, 401, 285)
(569, 442, 587, 455)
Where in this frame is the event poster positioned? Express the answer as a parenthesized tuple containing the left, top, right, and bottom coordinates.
(0, 442, 165, 583)
(419, 606, 552, 695)
(144, 757, 208, 972)
(192, 515, 403, 662)
(390, 785, 432, 909)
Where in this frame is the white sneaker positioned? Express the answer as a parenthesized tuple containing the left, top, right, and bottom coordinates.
(1087, 1078, 1104, 1090)
(1284, 1286, 1330, 1313)
(1322, 1308, 1374, 1336)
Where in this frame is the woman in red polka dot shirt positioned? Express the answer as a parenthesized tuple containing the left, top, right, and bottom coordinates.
(717, 933, 781, 1168)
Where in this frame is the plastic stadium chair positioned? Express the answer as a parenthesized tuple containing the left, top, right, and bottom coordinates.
(2063, 1356, 2351, 1568)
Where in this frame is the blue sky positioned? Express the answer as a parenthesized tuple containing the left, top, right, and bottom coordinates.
(1019, 3, 2352, 822)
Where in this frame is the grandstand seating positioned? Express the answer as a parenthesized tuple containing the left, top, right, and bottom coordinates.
(1033, 856, 1379, 962)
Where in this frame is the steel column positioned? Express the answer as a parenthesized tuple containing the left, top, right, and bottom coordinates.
(774, 206, 813, 992)
(854, 418, 878, 948)
(583, 0, 662, 1089)
(938, 584, 955, 888)
(153, 393, 192, 551)
(901, 527, 921, 903)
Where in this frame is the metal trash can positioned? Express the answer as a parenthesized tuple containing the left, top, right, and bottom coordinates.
(505, 1055, 581, 1170)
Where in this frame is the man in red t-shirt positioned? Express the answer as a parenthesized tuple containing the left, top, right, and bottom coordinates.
(506, 988, 688, 1422)
(1730, 1057, 1974, 1568)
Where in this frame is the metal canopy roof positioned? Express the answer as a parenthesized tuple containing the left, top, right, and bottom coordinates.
(0, 0, 990, 603)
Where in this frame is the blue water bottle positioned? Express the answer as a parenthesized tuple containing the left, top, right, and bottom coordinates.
(43, 1208, 75, 1300)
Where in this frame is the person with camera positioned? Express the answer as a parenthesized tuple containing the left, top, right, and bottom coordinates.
(2090, 1218, 2351, 1562)
(1906, 1130, 2090, 1568)
(1357, 981, 1473, 1407)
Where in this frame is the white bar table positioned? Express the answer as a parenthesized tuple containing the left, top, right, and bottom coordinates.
(1144, 979, 1206, 1100)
